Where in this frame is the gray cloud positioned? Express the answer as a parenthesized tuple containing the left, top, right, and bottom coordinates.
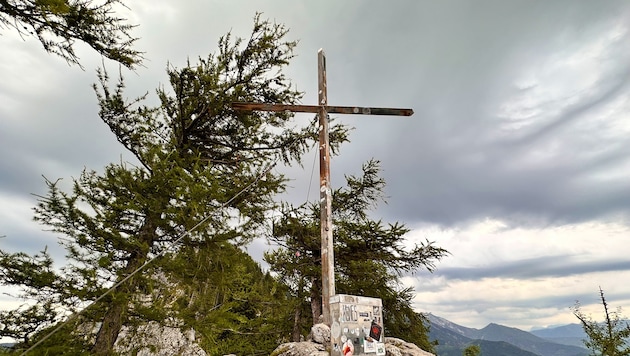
(434, 255, 630, 281)
(372, 24, 630, 227)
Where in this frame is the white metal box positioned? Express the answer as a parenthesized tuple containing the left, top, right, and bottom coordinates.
(330, 294, 385, 356)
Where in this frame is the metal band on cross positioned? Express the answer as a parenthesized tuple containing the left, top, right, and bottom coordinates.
(232, 49, 413, 326)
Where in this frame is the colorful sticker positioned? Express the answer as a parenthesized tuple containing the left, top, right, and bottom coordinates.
(376, 342, 386, 356)
(364, 339, 377, 353)
(369, 321, 382, 341)
(343, 339, 354, 356)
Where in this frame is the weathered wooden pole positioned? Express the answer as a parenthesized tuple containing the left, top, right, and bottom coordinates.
(318, 49, 335, 326)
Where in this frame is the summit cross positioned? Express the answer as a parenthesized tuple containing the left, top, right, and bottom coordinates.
(232, 49, 413, 326)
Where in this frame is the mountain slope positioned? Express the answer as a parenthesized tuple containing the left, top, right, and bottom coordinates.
(427, 314, 588, 356)
(473, 323, 588, 356)
(531, 324, 587, 348)
(435, 340, 540, 356)
(476, 340, 541, 356)
(531, 324, 586, 339)
(427, 313, 479, 339)
(428, 316, 540, 356)
(428, 320, 474, 348)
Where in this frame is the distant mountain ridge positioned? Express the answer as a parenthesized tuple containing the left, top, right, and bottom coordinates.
(530, 324, 587, 348)
(530, 324, 586, 338)
(427, 314, 588, 356)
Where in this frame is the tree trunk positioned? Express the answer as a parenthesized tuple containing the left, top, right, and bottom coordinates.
(292, 306, 302, 342)
(92, 301, 125, 355)
(292, 276, 307, 341)
(310, 276, 322, 325)
(91, 219, 155, 355)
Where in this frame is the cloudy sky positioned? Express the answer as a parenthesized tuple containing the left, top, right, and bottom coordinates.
(2, 0, 630, 337)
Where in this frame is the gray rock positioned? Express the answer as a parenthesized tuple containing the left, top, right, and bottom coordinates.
(271, 335, 435, 356)
(386, 343, 403, 356)
(113, 322, 206, 356)
(384, 337, 435, 356)
(310, 323, 331, 345)
(271, 341, 328, 356)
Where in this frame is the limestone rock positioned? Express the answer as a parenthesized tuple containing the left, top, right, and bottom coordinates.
(309, 323, 331, 345)
(384, 337, 435, 356)
(272, 324, 330, 356)
(271, 327, 435, 356)
(271, 341, 328, 356)
(385, 343, 403, 356)
(113, 321, 206, 356)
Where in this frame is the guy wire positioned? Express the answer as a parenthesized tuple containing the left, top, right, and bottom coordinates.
(305, 138, 318, 203)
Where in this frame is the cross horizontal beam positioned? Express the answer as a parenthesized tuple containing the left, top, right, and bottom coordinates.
(232, 102, 413, 116)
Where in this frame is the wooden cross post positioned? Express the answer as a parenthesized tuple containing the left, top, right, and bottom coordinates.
(232, 49, 413, 326)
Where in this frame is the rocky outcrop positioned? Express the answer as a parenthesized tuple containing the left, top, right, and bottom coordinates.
(113, 322, 206, 356)
(272, 324, 436, 356)
(271, 342, 329, 356)
(310, 323, 331, 345)
(86, 319, 433, 356)
(92, 310, 432, 356)
(384, 337, 435, 356)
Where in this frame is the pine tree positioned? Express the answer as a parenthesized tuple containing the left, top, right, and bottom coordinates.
(146, 243, 296, 355)
(265, 159, 448, 352)
(463, 344, 481, 356)
(1, 0, 142, 68)
(573, 288, 630, 356)
(0, 15, 346, 354)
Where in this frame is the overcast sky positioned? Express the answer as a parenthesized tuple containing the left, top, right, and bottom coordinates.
(2, 0, 630, 337)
